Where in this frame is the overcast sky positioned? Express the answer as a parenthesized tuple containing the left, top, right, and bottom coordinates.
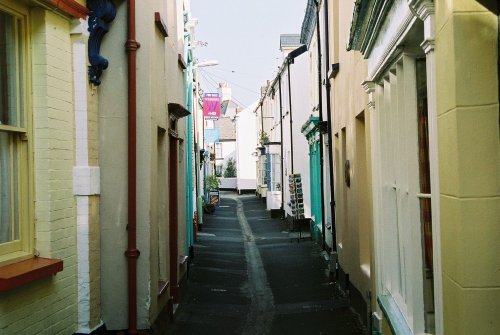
(191, 0, 307, 108)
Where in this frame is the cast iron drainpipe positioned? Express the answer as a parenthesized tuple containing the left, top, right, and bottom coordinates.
(278, 76, 285, 214)
(125, 0, 140, 333)
(260, 103, 264, 137)
(324, 0, 337, 255)
(315, 0, 327, 250)
(287, 62, 295, 174)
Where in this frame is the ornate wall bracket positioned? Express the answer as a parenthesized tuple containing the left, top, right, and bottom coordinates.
(87, 0, 116, 86)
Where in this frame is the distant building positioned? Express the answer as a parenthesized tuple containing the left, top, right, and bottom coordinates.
(206, 83, 239, 189)
(235, 102, 258, 193)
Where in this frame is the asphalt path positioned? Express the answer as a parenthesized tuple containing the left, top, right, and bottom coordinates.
(166, 191, 366, 335)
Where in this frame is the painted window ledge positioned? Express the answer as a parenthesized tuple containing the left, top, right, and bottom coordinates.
(377, 294, 412, 335)
(158, 280, 170, 296)
(0, 257, 63, 292)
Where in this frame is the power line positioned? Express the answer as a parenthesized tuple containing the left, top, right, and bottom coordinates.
(198, 70, 249, 108)
(204, 67, 256, 78)
(200, 72, 219, 92)
(198, 70, 219, 92)
(199, 68, 259, 94)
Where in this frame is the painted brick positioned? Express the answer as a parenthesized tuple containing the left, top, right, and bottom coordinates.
(0, 6, 78, 334)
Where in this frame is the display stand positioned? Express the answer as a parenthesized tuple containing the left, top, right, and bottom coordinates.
(288, 173, 310, 242)
(208, 189, 220, 207)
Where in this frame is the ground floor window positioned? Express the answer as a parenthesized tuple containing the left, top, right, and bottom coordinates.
(0, 4, 31, 261)
(215, 164, 223, 177)
(266, 153, 281, 191)
(258, 154, 267, 186)
(373, 53, 434, 334)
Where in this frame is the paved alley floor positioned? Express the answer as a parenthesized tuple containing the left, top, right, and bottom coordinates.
(167, 192, 366, 335)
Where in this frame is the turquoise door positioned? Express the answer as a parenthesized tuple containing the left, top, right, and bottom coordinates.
(309, 140, 322, 239)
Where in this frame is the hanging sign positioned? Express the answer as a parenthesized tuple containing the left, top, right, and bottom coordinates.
(204, 128, 220, 143)
(203, 93, 221, 119)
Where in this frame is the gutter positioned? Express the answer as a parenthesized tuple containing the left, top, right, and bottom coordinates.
(301, 0, 317, 46)
(347, 0, 365, 51)
(38, 0, 89, 19)
(125, 0, 140, 333)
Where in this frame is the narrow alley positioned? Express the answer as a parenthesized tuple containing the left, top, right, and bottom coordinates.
(167, 192, 366, 335)
(0, 1, 498, 334)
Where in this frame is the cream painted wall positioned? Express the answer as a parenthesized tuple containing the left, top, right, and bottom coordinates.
(99, 0, 188, 330)
(98, 2, 129, 328)
(435, 1, 500, 334)
(284, 55, 313, 221)
(330, 0, 372, 320)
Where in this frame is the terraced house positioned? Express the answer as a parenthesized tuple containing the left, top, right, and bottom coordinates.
(1, 1, 498, 334)
(347, 0, 499, 334)
(0, 0, 90, 333)
(256, 1, 499, 334)
(0, 0, 195, 334)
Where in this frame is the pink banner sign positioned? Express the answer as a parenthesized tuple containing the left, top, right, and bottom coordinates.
(203, 94, 221, 119)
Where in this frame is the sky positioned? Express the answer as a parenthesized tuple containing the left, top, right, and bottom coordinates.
(191, 0, 308, 108)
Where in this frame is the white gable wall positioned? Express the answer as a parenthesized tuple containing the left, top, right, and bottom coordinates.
(236, 102, 258, 192)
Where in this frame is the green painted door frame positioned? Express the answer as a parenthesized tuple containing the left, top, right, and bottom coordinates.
(309, 140, 322, 239)
(301, 116, 322, 240)
(184, 30, 194, 255)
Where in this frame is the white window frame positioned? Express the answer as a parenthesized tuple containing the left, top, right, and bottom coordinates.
(258, 155, 267, 186)
(371, 53, 428, 334)
(215, 142, 222, 159)
(267, 153, 281, 192)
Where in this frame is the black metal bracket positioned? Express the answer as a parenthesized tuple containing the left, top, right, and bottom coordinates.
(328, 63, 340, 79)
(87, 0, 116, 86)
(318, 120, 329, 134)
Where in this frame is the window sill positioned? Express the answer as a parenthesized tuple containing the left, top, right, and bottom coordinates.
(179, 255, 189, 265)
(0, 257, 63, 292)
(377, 294, 412, 335)
(158, 280, 170, 296)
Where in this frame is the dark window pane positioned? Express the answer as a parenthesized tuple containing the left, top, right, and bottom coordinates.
(0, 11, 20, 127)
(0, 132, 13, 243)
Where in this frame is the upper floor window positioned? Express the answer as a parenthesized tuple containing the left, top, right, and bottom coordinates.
(0, 10, 24, 128)
(0, 5, 31, 262)
(215, 142, 222, 159)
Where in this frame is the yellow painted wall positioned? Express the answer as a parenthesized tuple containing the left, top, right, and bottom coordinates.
(436, 1, 500, 334)
(330, 0, 373, 317)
